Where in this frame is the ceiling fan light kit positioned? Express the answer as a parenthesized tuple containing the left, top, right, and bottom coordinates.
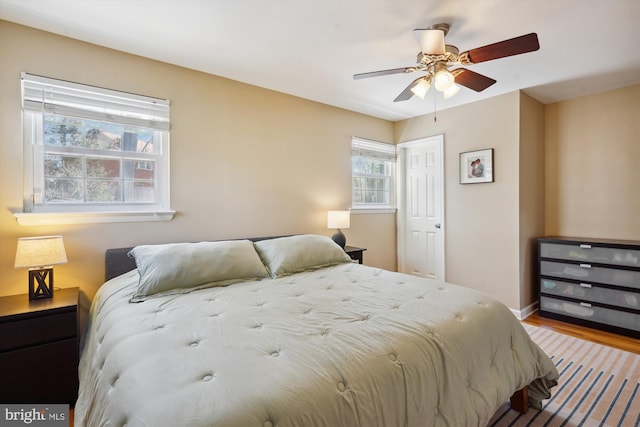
(443, 84, 461, 99)
(410, 76, 432, 99)
(354, 23, 540, 103)
(434, 62, 455, 91)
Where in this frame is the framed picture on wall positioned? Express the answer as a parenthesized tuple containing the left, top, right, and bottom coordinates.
(459, 148, 494, 184)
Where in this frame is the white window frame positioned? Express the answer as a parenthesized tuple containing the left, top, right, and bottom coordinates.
(351, 137, 396, 213)
(16, 73, 174, 225)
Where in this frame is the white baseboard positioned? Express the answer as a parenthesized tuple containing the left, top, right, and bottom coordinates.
(509, 301, 539, 320)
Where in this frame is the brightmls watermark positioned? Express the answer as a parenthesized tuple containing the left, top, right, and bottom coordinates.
(0, 405, 68, 426)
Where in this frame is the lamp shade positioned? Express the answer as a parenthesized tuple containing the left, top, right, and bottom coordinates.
(15, 236, 68, 269)
(410, 77, 431, 99)
(434, 70, 454, 91)
(327, 211, 350, 229)
(433, 62, 453, 92)
(443, 84, 461, 99)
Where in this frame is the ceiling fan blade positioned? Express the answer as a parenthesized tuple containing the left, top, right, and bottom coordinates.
(393, 77, 424, 102)
(413, 29, 445, 55)
(461, 33, 539, 64)
(353, 67, 414, 80)
(452, 69, 496, 92)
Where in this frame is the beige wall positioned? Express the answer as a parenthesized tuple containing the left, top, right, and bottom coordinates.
(395, 92, 524, 309)
(545, 85, 640, 240)
(395, 86, 638, 313)
(0, 21, 396, 299)
(2, 20, 637, 312)
(519, 92, 546, 308)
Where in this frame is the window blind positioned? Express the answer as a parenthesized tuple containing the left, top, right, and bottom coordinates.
(22, 73, 170, 131)
(351, 137, 396, 160)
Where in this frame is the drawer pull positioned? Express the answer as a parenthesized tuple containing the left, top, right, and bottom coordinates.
(579, 283, 592, 289)
(579, 302, 592, 308)
(579, 244, 592, 249)
(579, 263, 592, 269)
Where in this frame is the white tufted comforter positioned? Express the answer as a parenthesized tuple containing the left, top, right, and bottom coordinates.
(75, 263, 558, 427)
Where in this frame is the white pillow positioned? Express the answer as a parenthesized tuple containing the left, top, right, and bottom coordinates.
(128, 240, 269, 302)
(254, 234, 352, 278)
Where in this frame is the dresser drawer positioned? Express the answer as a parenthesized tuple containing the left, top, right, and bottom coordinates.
(0, 311, 77, 352)
(540, 260, 640, 290)
(541, 279, 640, 310)
(540, 242, 640, 268)
(540, 296, 640, 333)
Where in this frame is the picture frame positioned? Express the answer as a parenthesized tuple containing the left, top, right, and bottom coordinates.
(459, 148, 494, 184)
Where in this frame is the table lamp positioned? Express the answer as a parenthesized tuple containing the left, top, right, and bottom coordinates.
(14, 235, 68, 300)
(327, 210, 350, 248)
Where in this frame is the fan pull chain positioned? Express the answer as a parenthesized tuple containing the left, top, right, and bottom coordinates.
(434, 94, 437, 122)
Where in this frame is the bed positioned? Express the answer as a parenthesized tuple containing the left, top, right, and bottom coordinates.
(75, 234, 558, 427)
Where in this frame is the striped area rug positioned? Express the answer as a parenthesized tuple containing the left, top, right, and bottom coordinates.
(488, 324, 639, 427)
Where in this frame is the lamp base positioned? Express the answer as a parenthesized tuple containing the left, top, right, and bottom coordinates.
(29, 268, 54, 301)
(331, 229, 346, 249)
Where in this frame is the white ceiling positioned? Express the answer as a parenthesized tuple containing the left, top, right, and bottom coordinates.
(1, 0, 639, 121)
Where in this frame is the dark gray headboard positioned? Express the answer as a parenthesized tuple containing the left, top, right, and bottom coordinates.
(104, 247, 137, 282)
(104, 235, 290, 282)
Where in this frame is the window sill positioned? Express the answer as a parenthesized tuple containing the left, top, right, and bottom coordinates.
(350, 208, 397, 214)
(14, 211, 176, 226)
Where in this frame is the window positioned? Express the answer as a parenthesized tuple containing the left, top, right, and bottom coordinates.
(351, 137, 396, 210)
(19, 73, 172, 224)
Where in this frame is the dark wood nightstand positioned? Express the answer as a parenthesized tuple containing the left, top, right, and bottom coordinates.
(0, 287, 83, 405)
(345, 246, 366, 264)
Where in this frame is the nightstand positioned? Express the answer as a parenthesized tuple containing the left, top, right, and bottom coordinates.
(345, 246, 366, 264)
(0, 287, 82, 405)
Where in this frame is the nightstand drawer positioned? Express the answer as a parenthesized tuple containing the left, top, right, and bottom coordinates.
(0, 311, 76, 352)
(0, 338, 79, 404)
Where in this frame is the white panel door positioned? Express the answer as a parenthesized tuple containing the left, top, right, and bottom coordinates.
(398, 135, 444, 280)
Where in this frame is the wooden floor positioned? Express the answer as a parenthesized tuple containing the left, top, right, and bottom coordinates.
(522, 312, 640, 355)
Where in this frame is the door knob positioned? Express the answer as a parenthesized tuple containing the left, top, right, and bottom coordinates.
(435, 224, 441, 229)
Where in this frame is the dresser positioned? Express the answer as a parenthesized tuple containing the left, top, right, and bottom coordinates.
(0, 287, 82, 404)
(538, 237, 640, 338)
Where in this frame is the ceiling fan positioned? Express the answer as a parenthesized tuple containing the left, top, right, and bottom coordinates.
(354, 24, 540, 102)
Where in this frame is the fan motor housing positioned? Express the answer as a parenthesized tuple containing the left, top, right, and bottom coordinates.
(431, 23, 450, 35)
